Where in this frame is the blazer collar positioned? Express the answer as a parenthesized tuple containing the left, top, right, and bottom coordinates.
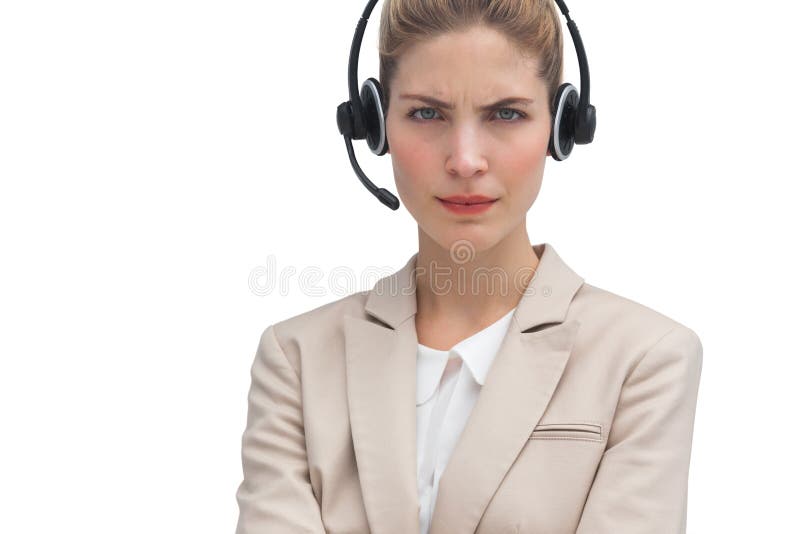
(344, 242, 585, 534)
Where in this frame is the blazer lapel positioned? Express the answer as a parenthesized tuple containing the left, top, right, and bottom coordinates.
(345, 253, 421, 534)
(345, 243, 585, 534)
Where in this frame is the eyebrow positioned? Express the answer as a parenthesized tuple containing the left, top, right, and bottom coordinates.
(399, 93, 534, 111)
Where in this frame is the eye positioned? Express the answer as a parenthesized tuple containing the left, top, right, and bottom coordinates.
(495, 108, 525, 121)
(406, 107, 527, 123)
(407, 107, 441, 121)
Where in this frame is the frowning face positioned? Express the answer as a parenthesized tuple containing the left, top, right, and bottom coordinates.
(385, 24, 553, 253)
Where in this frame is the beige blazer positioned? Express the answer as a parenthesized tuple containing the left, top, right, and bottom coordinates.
(235, 242, 703, 534)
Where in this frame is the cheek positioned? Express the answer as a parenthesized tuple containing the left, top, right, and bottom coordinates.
(501, 129, 549, 206)
(387, 121, 439, 200)
(506, 121, 550, 168)
(505, 142, 545, 177)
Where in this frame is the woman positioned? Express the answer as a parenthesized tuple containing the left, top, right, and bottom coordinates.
(235, 1, 703, 533)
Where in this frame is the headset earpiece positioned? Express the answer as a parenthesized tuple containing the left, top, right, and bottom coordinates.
(360, 77, 389, 156)
(549, 82, 579, 162)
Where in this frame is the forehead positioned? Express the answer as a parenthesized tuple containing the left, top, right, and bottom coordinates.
(392, 25, 543, 97)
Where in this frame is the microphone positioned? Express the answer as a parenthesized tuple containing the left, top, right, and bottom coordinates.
(337, 97, 400, 210)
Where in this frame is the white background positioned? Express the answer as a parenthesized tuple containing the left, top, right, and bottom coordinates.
(1, 1, 798, 532)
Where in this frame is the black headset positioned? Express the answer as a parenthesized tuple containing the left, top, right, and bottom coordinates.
(335, 0, 596, 211)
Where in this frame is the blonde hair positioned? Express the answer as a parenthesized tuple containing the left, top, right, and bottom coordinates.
(378, 0, 563, 118)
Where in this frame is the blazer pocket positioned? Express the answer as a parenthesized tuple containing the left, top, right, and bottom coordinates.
(529, 422, 603, 442)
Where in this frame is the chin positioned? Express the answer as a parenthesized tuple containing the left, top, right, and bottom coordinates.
(433, 227, 501, 256)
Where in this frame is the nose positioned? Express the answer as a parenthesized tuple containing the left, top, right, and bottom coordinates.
(444, 124, 489, 178)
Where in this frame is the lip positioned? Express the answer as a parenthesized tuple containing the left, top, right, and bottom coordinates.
(437, 194, 497, 205)
(436, 195, 498, 215)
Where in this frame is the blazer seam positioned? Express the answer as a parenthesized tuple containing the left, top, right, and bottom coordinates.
(601, 326, 679, 452)
(621, 325, 677, 388)
(264, 322, 319, 506)
(269, 322, 301, 382)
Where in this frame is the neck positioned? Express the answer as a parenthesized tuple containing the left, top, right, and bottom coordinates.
(414, 223, 540, 326)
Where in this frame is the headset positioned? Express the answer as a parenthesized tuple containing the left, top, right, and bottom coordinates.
(335, 0, 596, 211)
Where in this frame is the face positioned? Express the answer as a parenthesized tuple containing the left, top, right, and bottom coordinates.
(385, 24, 552, 255)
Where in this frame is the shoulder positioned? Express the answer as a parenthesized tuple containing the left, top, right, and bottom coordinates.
(570, 281, 702, 365)
(261, 289, 371, 350)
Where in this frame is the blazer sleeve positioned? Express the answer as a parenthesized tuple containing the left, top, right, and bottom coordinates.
(576, 325, 704, 534)
(235, 324, 326, 534)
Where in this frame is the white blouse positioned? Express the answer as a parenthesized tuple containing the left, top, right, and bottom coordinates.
(415, 307, 517, 534)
